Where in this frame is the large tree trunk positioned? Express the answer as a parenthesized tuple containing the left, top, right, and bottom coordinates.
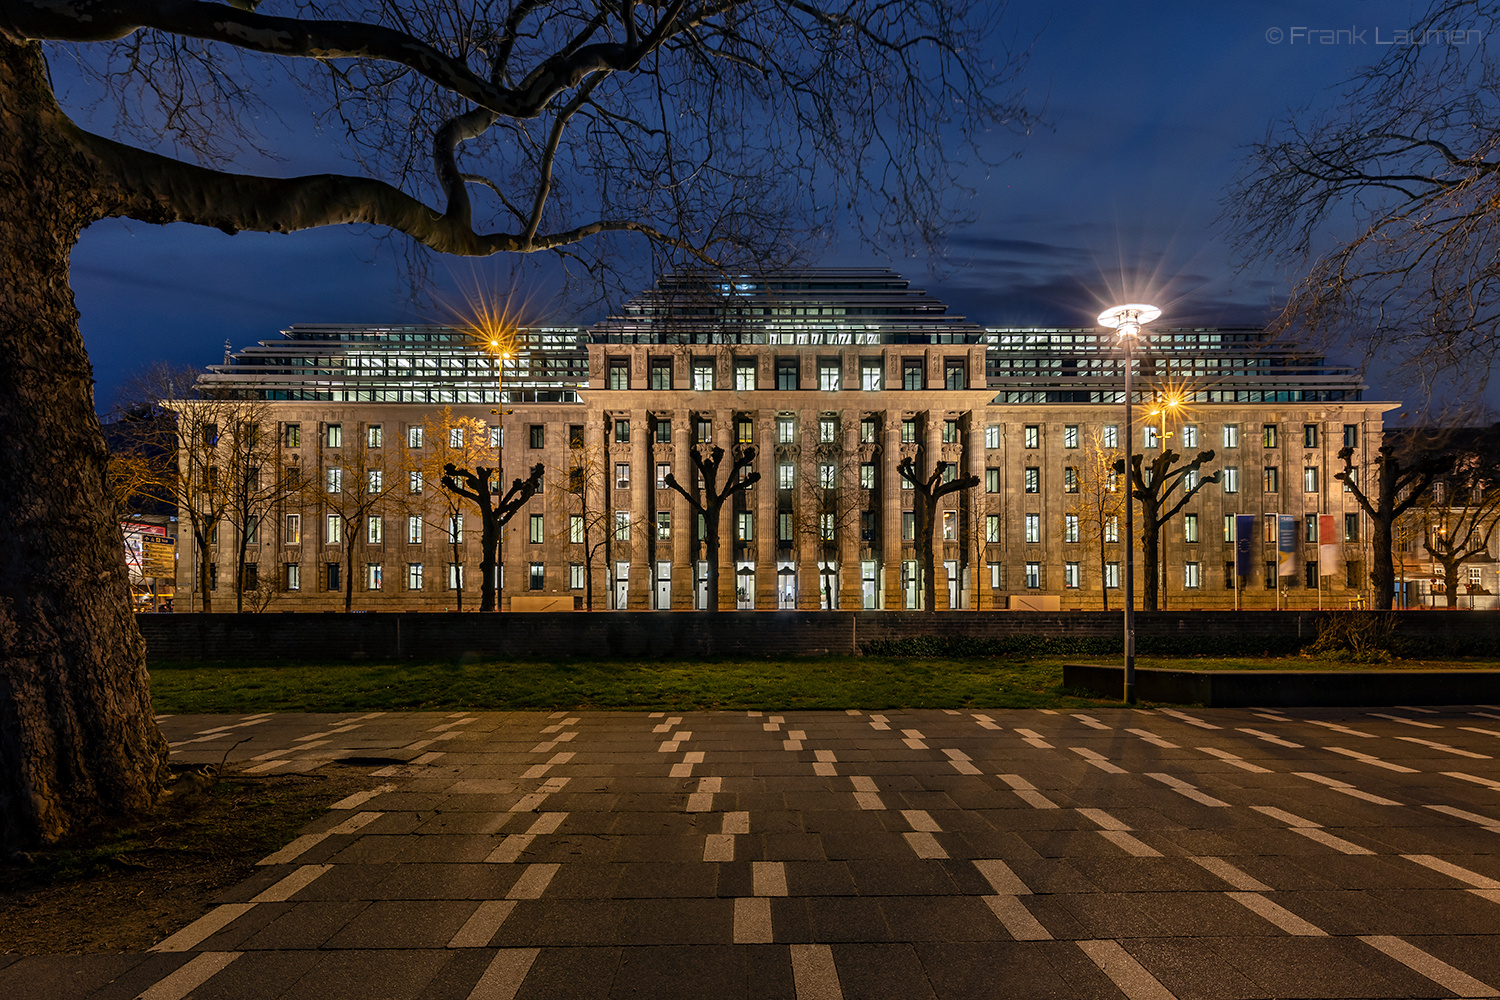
(480, 503, 499, 612)
(1139, 505, 1161, 613)
(703, 507, 721, 612)
(1370, 515, 1395, 610)
(915, 495, 936, 612)
(0, 37, 169, 846)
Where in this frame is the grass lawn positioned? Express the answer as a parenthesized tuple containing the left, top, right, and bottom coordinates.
(147, 654, 1500, 715)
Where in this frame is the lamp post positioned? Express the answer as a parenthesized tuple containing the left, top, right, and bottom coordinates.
(1098, 303, 1160, 704)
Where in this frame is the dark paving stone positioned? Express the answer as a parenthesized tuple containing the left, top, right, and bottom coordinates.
(615, 898, 734, 945)
(186, 951, 325, 1000)
(609, 834, 707, 864)
(513, 946, 620, 1000)
(278, 949, 451, 1000)
(75, 955, 198, 1000)
(322, 899, 478, 949)
(1122, 939, 1269, 1000)
(819, 831, 916, 861)
(833, 942, 937, 1000)
(546, 862, 624, 898)
(919, 940, 1122, 1000)
(803, 896, 896, 942)
(239, 900, 370, 950)
(878, 896, 1005, 942)
(613, 863, 720, 898)
(846, 859, 962, 896)
(494, 900, 627, 946)
(609, 945, 750, 1000)
(1209, 936, 1441, 999)
(370, 863, 523, 900)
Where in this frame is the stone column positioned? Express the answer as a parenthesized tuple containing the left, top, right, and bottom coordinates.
(755, 410, 777, 610)
(882, 410, 904, 610)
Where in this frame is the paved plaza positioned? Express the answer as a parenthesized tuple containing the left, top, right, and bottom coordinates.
(6, 703, 1500, 999)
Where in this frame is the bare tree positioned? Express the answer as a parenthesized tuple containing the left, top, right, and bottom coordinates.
(663, 445, 760, 611)
(795, 438, 863, 610)
(1335, 433, 1452, 610)
(219, 407, 300, 612)
(1418, 428, 1500, 607)
(441, 461, 545, 611)
(896, 456, 980, 613)
(1073, 429, 1125, 611)
(1116, 449, 1219, 613)
(300, 432, 410, 613)
(1, 0, 1033, 844)
(409, 409, 493, 611)
(1225, 0, 1500, 399)
(551, 439, 621, 612)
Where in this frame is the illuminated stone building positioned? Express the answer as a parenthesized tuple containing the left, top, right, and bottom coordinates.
(184, 269, 1393, 611)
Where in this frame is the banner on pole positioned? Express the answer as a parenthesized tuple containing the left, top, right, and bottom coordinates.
(1278, 514, 1297, 577)
(1318, 514, 1338, 574)
(1235, 514, 1255, 576)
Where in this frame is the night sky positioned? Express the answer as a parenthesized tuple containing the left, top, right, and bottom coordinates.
(63, 0, 1424, 410)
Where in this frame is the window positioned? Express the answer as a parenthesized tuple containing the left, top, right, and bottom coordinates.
(860, 463, 875, 490)
(1181, 425, 1198, 448)
(1184, 469, 1198, 490)
(1105, 516, 1119, 543)
(942, 510, 958, 540)
(944, 359, 966, 390)
(735, 362, 757, 391)
(734, 418, 753, 445)
(326, 467, 342, 493)
(1143, 425, 1159, 449)
(736, 512, 754, 541)
(1263, 424, 1278, 448)
(281, 424, 300, 448)
(819, 463, 836, 489)
(1264, 560, 1277, 589)
(445, 563, 464, 590)
(776, 358, 799, 390)
(367, 563, 382, 590)
(1183, 513, 1199, 543)
(407, 563, 423, 590)
(449, 515, 463, 543)
(655, 420, 671, 444)
(409, 471, 423, 494)
(860, 418, 877, 443)
(570, 564, 585, 589)
(1103, 425, 1118, 449)
(364, 424, 382, 448)
(615, 463, 630, 490)
(861, 511, 876, 542)
(608, 359, 630, 390)
(901, 419, 916, 444)
(1304, 467, 1318, 493)
(860, 360, 882, 391)
(778, 463, 794, 490)
(986, 514, 1001, 542)
(902, 359, 923, 390)
(529, 425, 544, 449)
(326, 515, 342, 544)
(1065, 514, 1079, 543)
(1184, 562, 1201, 589)
(614, 419, 630, 443)
(367, 469, 383, 494)
(820, 417, 836, 443)
(941, 463, 955, 484)
(780, 513, 795, 542)
(1264, 467, 1279, 493)
(985, 468, 1000, 493)
(284, 514, 301, 545)
(985, 425, 1000, 449)
(1303, 424, 1319, 448)
(656, 463, 671, 490)
(1025, 562, 1041, 588)
(569, 514, 583, 544)
(1224, 515, 1235, 542)
(1343, 424, 1359, 449)
(245, 519, 258, 545)
(1105, 562, 1119, 589)
(1344, 513, 1359, 542)
(942, 419, 959, 443)
(1302, 560, 1318, 588)
(818, 361, 840, 392)
(1264, 513, 1278, 547)
(1024, 513, 1040, 543)
(407, 516, 423, 544)
(1222, 467, 1239, 493)
(822, 513, 837, 540)
(1305, 513, 1318, 543)
(657, 511, 671, 539)
(1064, 467, 1078, 494)
(367, 516, 383, 544)
(529, 514, 544, 543)
(988, 562, 1002, 590)
(1223, 424, 1239, 449)
(902, 511, 915, 540)
(1023, 425, 1039, 448)
(776, 417, 795, 443)
(326, 424, 341, 448)
(615, 511, 631, 541)
(1064, 562, 1080, 589)
(650, 359, 672, 390)
(327, 562, 340, 591)
(407, 426, 423, 448)
(695, 418, 712, 444)
(286, 563, 300, 590)
(529, 563, 545, 590)
(1224, 561, 1235, 589)
(1063, 425, 1079, 449)
(1024, 467, 1039, 493)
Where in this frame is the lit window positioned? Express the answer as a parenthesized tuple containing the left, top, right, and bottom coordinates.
(820, 463, 836, 489)
(1063, 425, 1078, 449)
(367, 425, 383, 448)
(408, 516, 422, 544)
(779, 464, 795, 490)
(529, 563, 545, 590)
(1222, 467, 1239, 493)
(1103, 425, 1118, 449)
(777, 417, 795, 443)
(1064, 514, 1079, 543)
(1064, 562, 1080, 589)
(818, 362, 840, 392)
(820, 417, 836, 443)
(860, 464, 875, 490)
(286, 563, 300, 591)
(1064, 467, 1078, 494)
(985, 425, 1000, 449)
(657, 511, 671, 539)
(570, 564, 585, 589)
(1024, 467, 1039, 493)
(1023, 425, 1039, 448)
(326, 468, 342, 493)
(409, 471, 423, 494)
(284, 514, 301, 545)
(985, 469, 1000, 493)
(326, 424, 342, 448)
(737, 512, 754, 541)
(1264, 467, 1279, 493)
(570, 515, 583, 543)
(449, 427, 464, 448)
(326, 515, 342, 544)
(692, 362, 715, 391)
(942, 511, 957, 540)
(1263, 424, 1278, 448)
(735, 363, 756, 391)
(614, 419, 629, 443)
(1105, 562, 1119, 588)
(1184, 513, 1198, 543)
(860, 361, 881, 391)
(529, 514, 544, 543)
(448, 563, 463, 590)
(1025, 562, 1041, 588)
(1223, 424, 1239, 449)
(1025, 513, 1040, 544)
(1182, 425, 1198, 448)
(986, 514, 1000, 543)
(366, 563, 382, 590)
(616, 463, 631, 490)
(1143, 426, 1158, 449)
(449, 515, 463, 543)
(901, 419, 916, 444)
(942, 420, 959, 443)
(367, 469, 382, 494)
(407, 426, 423, 448)
(1105, 516, 1118, 543)
(407, 563, 423, 590)
(615, 511, 630, 541)
(1184, 562, 1201, 589)
(1304, 467, 1318, 493)
(367, 516, 383, 544)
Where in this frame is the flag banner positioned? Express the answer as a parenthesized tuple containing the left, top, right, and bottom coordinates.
(1278, 514, 1297, 577)
(1235, 514, 1255, 576)
(1318, 514, 1338, 573)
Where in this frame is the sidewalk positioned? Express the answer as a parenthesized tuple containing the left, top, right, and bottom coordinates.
(7, 705, 1500, 999)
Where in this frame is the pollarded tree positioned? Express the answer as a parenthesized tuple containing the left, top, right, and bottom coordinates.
(1335, 433, 1452, 611)
(896, 455, 980, 613)
(1421, 429, 1500, 607)
(0, 0, 1032, 844)
(441, 461, 545, 612)
(1116, 449, 1219, 613)
(663, 446, 760, 611)
(409, 408, 494, 611)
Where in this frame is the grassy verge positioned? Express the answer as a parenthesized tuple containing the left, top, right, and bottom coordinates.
(148, 654, 1500, 715)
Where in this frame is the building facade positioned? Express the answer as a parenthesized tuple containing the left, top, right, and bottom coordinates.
(180, 269, 1398, 612)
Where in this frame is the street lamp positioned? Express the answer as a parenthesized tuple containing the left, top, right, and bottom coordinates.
(1098, 303, 1160, 705)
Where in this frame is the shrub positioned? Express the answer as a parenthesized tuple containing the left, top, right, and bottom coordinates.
(1303, 613, 1399, 663)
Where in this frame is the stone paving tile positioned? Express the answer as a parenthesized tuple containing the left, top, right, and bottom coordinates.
(1207, 935, 1444, 998)
(915, 941, 1111, 1000)
(55, 954, 188, 1000)
(877, 896, 1006, 942)
(1121, 939, 1270, 1000)
(833, 942, 937, 999)
(322, 899, 478, 948)
(512, 946, 620, 1000)
(186, 951, 323, 1000)
(276, 949, 451, 1000)
(612, 862, 720, 898)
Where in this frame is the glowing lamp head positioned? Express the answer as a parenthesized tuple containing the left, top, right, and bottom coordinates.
(1097, 303, 1161, 340)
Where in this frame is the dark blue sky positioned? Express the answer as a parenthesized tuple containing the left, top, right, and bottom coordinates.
(69, 0, 1422, 409)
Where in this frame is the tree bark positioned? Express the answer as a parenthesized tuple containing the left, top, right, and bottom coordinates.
(0, 37, 170, 846)
(1370, 514, 1396, 611)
